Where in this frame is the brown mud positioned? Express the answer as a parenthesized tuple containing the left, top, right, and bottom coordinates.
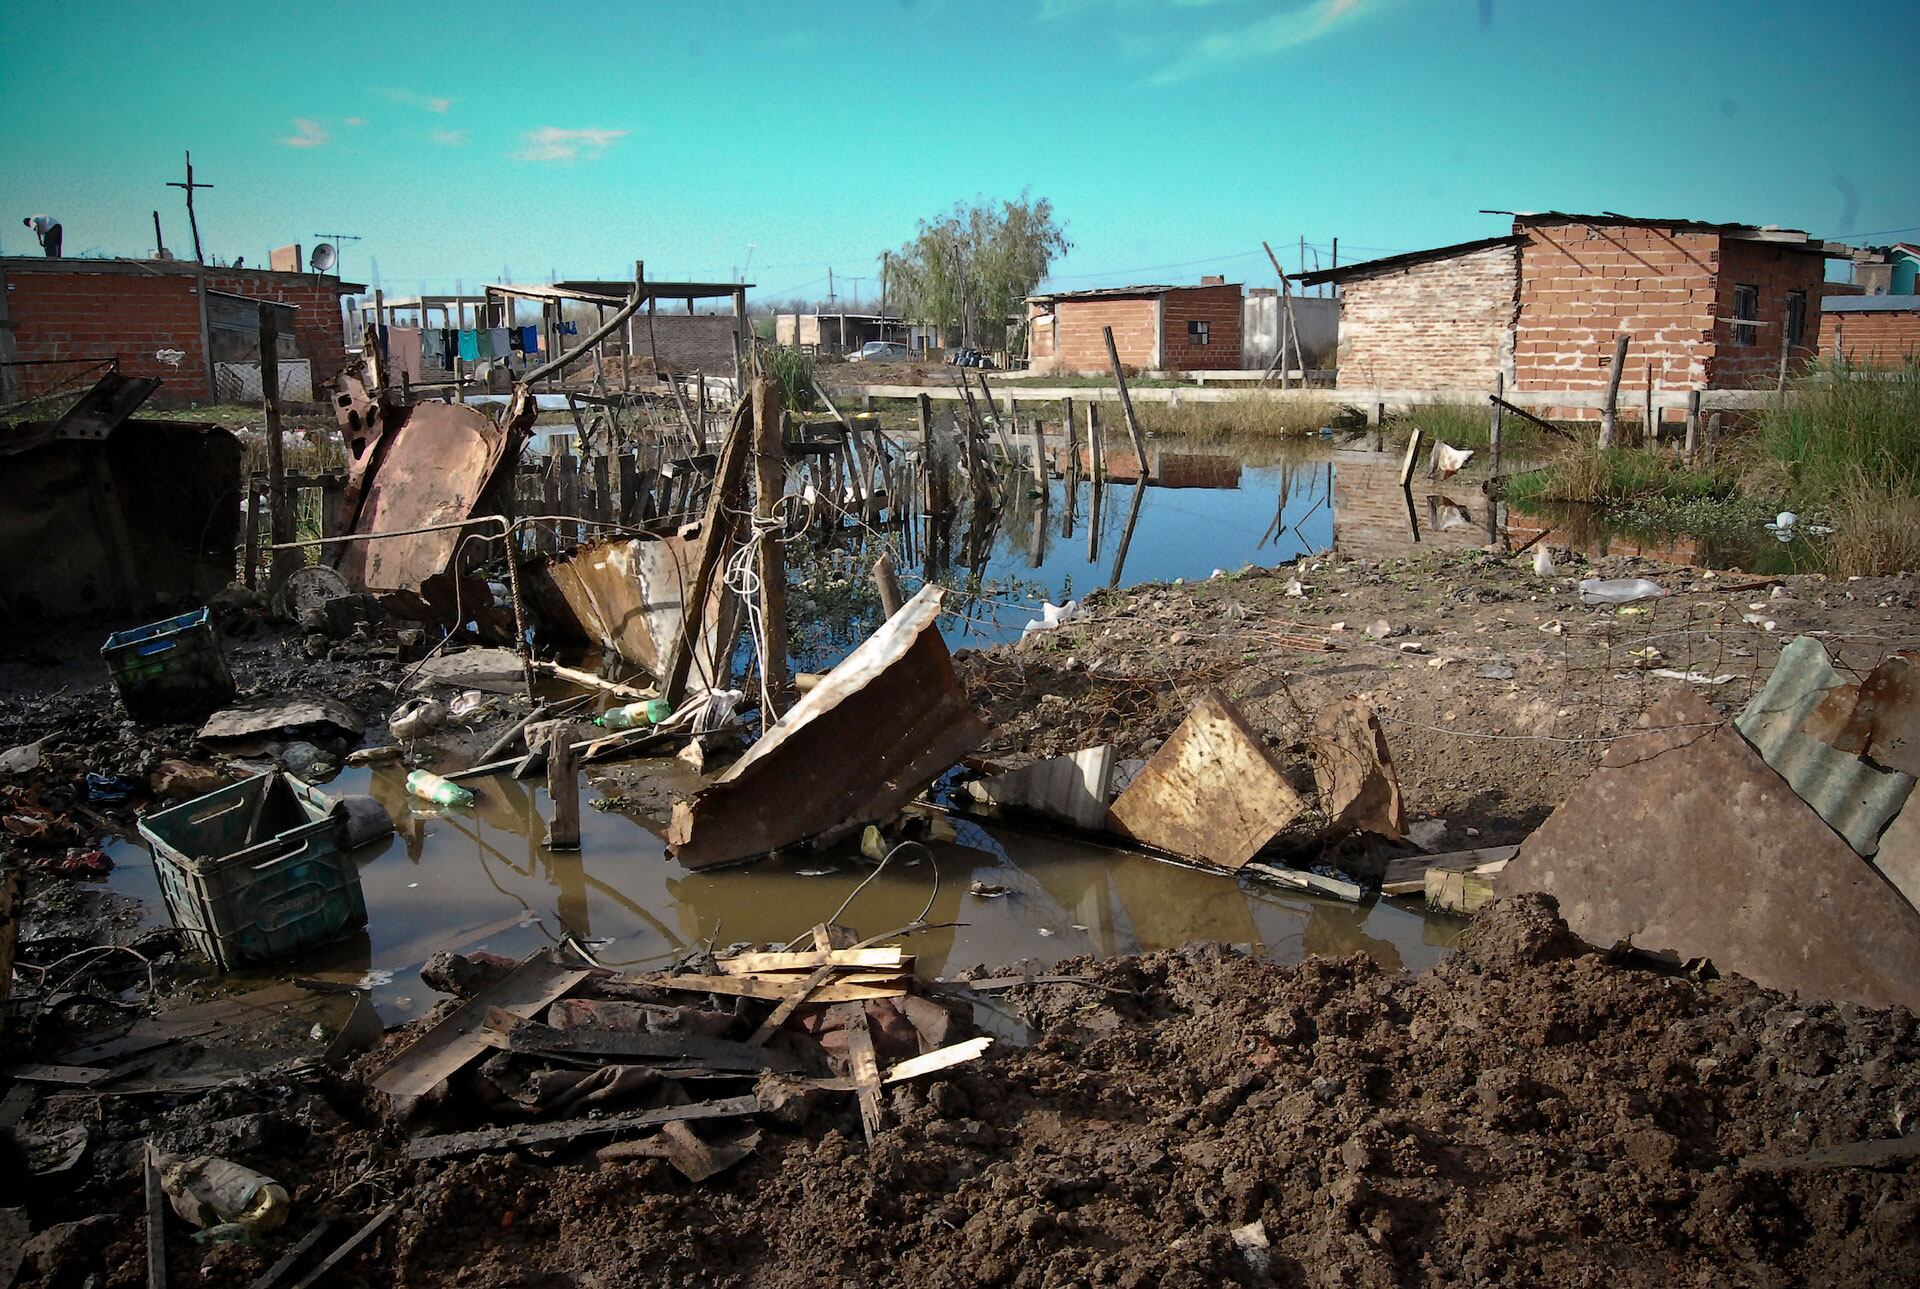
(8, 896, 1918, 1286)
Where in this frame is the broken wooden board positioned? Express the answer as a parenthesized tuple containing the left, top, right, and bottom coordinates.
(1424, 856, 1511, 915)
(1380, 845, 1521, 896)
(964, 745, 1115, 831)
(624, 971, 908, 1003)
(835, 1000, 886, 1144)
(1106, 689, 1305, 871)
(479, 1009, 800, 1073)
(1309, 698, 1406, 840)
(1242, 862, 1365, 903)
(884, 1036, 993, 1082)
(372, 953, 588, 1100)
(669, 584, 988, 869)
(407, 1095, 762, 1161)
(714, 948, 907, 975)
(1500, 688, 1920, 1012)
(287, 1206, 395, 1289)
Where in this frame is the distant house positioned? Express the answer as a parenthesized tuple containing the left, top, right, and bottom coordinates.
(1849, 244, 1920, 296)
(1293, 212, 1855, 416)
(1819, 295, 1920, 366)
(1025, 277, 1243, 375)
(774, 311, 916, 357)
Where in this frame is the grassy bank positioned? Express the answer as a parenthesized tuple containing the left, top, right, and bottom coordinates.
(1134, 393, 1336, 438)
(1391, 400, 1553, 453)
(1506, 361, 1920, 575)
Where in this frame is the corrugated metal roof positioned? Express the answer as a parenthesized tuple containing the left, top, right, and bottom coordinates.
(1291, 236, 1523, 286)
(1823, 294, 1920, 313)
(1735, 636, 1917, 857)
(1027, 283, 1240, 303)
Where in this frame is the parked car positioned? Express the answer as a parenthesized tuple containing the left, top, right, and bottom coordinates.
(848, 341, 909, 363)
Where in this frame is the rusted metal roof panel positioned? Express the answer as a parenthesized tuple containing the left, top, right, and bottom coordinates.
(526, 534, 739, 691)
(1735, 636, 1916, 857)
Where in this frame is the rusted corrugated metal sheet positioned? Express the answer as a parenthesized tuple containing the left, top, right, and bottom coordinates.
(1501, 688, 1920, 1013)
(668, 585, 987, 870)
(331, 374, 533, 595)
(525, 534, 739, 691)
(0, 386, 240, 621)
(1802, 651, 1920, 778)
(1735, 637, 1915, 857)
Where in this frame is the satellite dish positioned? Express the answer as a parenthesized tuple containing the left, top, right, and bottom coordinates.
(310, 243, 337, 273)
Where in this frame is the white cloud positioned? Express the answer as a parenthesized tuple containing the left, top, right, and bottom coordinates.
(1150, 0, 1388, 83)
(511, 126, 628, 163)
(431, 128, 469, 147)
(380, 89, 457, 114)
(278, 118, 330, 149)
(344, 116, 368, 127)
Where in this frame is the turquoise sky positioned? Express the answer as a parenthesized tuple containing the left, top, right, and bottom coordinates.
(4, 1, 1915, 303)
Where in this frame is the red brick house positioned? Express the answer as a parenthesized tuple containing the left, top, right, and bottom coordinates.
(0, 256, 363, 401)
(1295, 213, 1853, 416)
(1025, 278, 1243, 374)
(1818, 295, 1920, 367)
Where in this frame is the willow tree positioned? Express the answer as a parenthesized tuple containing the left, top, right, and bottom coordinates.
(885, 194, 1070, 350)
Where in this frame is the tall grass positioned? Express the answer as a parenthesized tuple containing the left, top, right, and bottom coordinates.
(1391, 400, 1552, 453)
(1506, 447, 1735, 507)
(759, 344, 818, 413)
(1135, 394, 1336, 439)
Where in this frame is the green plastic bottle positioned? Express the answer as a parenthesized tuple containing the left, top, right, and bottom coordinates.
(406, 769, 474, 808)
(594, 699, 671, 730)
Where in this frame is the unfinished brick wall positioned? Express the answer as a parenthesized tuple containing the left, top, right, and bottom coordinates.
(1819, 306, 1920, 366)
(643, 313, 743, 376)
(1514, 222, 1720, 399)
(1707, 240, 1835, 387)
(1333, 244, 1518, 391)
(3, 262, 208, 398)
(1027, 304, 1056, 365)
(1044, 297, 1159, 374)
(201, 268, 356, 391)
(1159, 285, 1243, 371)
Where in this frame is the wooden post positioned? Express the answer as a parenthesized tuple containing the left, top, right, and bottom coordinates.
(1101, 326, 1150, 480)
(260, 304, 295, 594)
(144, 1141, 167, 1289)
(1777, 319, 1792, 391)
(1644, 361, 1656, 450)
(1399, 427, 1424, 489)
(1684, 389, 1702, 462)
(1028, 417, 1048, 491)
(1705, 411, 1722, 466)
(975, 371, 1017, 461)
(544, 722, 581, 850)
(812, 376, 871, 514)
(664, 401, 753, 705)
(1086, 401, 1104, 490)
(872, 551, 904, 619)
(1489, 372, 1504, 476)
(750, 378, 794, 714)
(1061, 396, 1077, 464)
(1598, 333, 1630, 449)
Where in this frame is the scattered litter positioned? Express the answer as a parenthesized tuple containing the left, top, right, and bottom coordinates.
(157, 1153, 289, 1235)
(968, 881, 1009, 898)
(1021, 599, 1082, 638)
(795, 867, 840, 878)
(1651, 668, 1736, 685)
(1428, 440, 1474, 479)
(964, 745, 1115, 831)
(406, 769, 474, 809)
(1538, 619, 1564, 635)
(1036, 928, 1054, 937)
(1284, 578, 1307, 598)
(1475, 662, 1516, 681)
(1532, 547, 1556, 578)
(388, 696, 448, 743)
(1579, 577, 1666, 606)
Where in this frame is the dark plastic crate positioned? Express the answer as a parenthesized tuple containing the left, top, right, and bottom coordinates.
(101, 608, 236, 723)
(138, 772, 367, 972)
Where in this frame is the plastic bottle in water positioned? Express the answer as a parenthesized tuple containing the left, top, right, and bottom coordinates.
(594, 699, 671, 730)
(406, 769, 474, 808)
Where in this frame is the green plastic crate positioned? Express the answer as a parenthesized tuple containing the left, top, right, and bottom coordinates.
(138, 772, 368, 972)
(101, 608, 236, 723)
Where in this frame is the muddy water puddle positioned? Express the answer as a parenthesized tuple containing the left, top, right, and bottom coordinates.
(103, 757, 1457, 1023)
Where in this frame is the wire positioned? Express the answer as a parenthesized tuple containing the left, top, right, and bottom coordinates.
(781, 840, 934, 951)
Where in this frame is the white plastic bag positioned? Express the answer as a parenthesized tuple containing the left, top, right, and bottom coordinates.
(1578, 577, 1666, 606)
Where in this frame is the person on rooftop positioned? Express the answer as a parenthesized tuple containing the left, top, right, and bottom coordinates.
(22, 215, 62, 257)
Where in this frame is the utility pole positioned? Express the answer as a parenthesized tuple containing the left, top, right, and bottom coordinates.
(166, 151, 213, 264)
(827, 267, 835, 307)
(151, 211, 165, 258)
(847, 277, 866, 310)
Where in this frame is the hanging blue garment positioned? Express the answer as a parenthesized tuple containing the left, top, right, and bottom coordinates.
(520, 325, 540, 353)
(457, 329, 479, 361)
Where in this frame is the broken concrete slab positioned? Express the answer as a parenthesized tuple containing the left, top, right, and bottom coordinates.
(197, 693, 363, 746)
(1873, 799, 1920, 913)
(964, 745, 1115, 831)
(1106, 689, 1305, 871)
(406, 647, 528, 696)
(1735, 637, 1915, 856)
(1500, 687, 1920, 1012)
(1310, 698, 1406, 841)
(668, 584, 988, 870)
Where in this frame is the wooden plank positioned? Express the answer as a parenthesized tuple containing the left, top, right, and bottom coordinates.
(749, 377, 794, 711)
(837, 1000, 886, 1144)
(1380, 845, 1521, 896)
(745, 962, 844, 1047)
(1101, 327, 1151, 479)
(715, 948, 906, 975)
(1244, 862, 1365, 903)
(663, 400, 753, 705)
(371, 954, 589, 1100)
(633, 971, 908, 1003)
(145, 1142, 167, 1289)
(1425, 857, 1511, 915)
(885, 1037, 992, 1082)
(543, 720, 581, 850)
(1398, 427, 1423, 488)
(480, 1010, 801, 1073)
(247, 1220, 336, 1289)
(287, 1206, 395, 1289)
(407, 1096, 761, 1161)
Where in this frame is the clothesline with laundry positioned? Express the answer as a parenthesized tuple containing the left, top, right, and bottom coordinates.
(377, 322, 573, 381)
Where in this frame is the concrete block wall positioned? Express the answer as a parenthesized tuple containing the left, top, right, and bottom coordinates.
(1333, 244, 1518, 391)
(1819, 306, 1920, 366)
(1159, 285, 1243, 371)
(3, 263, 208, 397)
(644, 313, 742, 375)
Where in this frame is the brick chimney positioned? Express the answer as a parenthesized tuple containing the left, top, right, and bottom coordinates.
(1199, 275, 1225, 286)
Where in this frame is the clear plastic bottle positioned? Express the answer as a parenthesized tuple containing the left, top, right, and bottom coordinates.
(406, 769, 474, 808)
(594, 699, 671, 730)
